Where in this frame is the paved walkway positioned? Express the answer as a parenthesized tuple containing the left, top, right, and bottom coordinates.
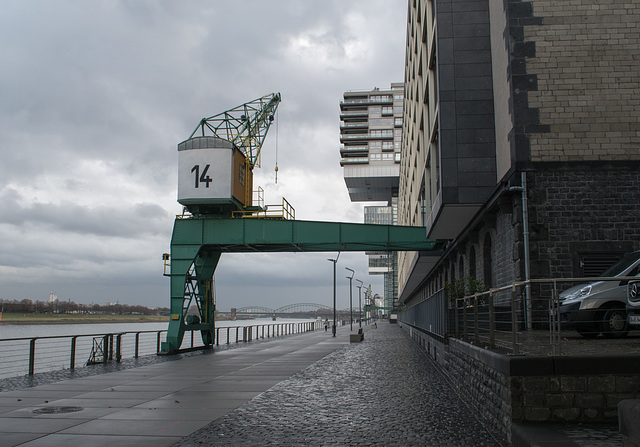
(0, 323, 505, 446)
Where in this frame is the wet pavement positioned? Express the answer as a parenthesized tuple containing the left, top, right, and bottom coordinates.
(0, 323, 506, 446)
(174, 323, 505, 446)
(0, 322, 629, 446)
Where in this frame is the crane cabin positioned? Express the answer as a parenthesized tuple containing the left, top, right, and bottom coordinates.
(177, 136, 253, 215)
(176, 93, 280, 216)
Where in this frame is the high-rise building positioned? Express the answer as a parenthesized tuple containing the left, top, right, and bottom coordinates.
(399, 0, 640, 304)
(398, 0, 640, 437)
(340, 83, 404, 309)
(364, 200, 398, 309)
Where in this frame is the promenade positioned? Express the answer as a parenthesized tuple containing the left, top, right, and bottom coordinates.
(0, 323, 505, 446)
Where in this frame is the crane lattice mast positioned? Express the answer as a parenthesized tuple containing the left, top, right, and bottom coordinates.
(189, 93, 281, 170)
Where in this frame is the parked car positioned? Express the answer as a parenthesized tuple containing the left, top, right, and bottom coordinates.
(626, 280, 640, 327)
(558, 251, 640, 338)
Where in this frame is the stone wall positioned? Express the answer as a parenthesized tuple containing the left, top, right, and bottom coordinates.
(401, 323, 640, 443)
(512, 373, 640, 422)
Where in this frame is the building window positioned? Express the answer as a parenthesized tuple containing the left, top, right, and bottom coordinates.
(371, 130, 393, 138)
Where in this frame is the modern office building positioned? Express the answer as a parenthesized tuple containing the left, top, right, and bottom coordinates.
(398, 0, 640, 438)
(364, 200, 399, 309)
(340, 84, 404, 309)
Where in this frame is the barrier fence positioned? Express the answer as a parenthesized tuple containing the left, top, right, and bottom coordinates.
(401, 277, 639, 356)
(0, 320, 321, 379)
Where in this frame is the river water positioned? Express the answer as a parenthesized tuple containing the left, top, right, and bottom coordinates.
(0, 318, 317, 380)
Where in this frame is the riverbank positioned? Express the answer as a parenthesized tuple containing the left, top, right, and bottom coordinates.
(0, 313, 168, 325)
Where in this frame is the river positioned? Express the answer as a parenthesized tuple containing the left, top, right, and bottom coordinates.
(0, 318, 318, 380)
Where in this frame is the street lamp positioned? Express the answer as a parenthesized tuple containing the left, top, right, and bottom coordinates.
(327, 253, 340, 337)
(345, 267, 355, 331)
(356, 279, 363, 329)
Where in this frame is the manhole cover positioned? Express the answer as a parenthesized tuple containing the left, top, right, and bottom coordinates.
(32, 406, 83, 415)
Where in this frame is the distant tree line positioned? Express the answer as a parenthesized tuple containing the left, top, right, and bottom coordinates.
(0, 299, 169, 316)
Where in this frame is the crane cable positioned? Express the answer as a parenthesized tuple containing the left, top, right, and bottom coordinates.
(274, 109, 279, 184)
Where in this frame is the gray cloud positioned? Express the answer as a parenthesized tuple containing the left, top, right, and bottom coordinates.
(0, 0, 404, 308)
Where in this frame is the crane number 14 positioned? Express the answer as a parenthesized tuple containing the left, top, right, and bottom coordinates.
(191, 164, 212, 188)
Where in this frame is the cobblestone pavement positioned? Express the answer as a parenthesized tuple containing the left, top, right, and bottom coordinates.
(174, 323, 506, 447)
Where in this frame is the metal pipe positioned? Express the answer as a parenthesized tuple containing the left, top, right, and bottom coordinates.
(509, 172, 532, 330)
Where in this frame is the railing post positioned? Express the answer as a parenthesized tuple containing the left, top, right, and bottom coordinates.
(474, 295, 479, 345)
(135, 332, 140, 358)
(191, 330, 194, 348)
(156, 331, 161, 353)
(29, 338, 37, 375)
(70, 336, 77, 370)
(489, 290, 495, 348)
(116, 334, 122, 362)
(463, 299, 468, 340)
(103, 335, 110, 363)
(551, 280, 559, 356)
(227, 327, 230, 344)
(511, 284, 519, 355)
(236, 327, 239, 343)
(454, 298, 459, 338)
(216, 328, 220, 346)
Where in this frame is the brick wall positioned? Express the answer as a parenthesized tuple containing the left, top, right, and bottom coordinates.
(528, 166, 640, 279)
(523, 0, 640, 162)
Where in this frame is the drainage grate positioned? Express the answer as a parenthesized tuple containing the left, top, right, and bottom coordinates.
(32, 406, 83, 415)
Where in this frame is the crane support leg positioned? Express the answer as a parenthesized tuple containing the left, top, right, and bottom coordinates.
(161, 246, 221, 354)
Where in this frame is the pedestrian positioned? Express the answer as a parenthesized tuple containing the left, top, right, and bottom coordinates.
(324, 318, 328, 331)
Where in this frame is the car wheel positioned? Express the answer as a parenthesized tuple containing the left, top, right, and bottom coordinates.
(601, 308, 629, 338)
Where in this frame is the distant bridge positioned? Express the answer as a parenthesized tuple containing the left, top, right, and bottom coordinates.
(219, 303, 359, 319)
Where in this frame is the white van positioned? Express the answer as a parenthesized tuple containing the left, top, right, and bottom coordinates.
(558, 252, 640, 338)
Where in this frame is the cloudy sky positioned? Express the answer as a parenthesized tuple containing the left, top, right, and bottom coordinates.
(0, 1, 407, 312)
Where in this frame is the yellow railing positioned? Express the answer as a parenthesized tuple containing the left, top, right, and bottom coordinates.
(232, 197, 295, 220)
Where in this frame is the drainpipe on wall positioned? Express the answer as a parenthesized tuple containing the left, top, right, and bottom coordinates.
(509, 172, 532, 330)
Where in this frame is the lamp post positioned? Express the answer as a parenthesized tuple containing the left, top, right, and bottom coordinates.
(345, 267, 354, 331)
(327, 253, 340, 337)
(356, 279, 363, 329)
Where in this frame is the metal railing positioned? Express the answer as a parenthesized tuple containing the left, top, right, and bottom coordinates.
(451, 277, 639, 355)
(232, 197, 295, 220)
(401, 277, 639, 356)
(0, 321, 321, 379)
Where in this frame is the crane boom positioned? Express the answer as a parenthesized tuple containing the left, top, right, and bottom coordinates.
(189, 93, 281, 170)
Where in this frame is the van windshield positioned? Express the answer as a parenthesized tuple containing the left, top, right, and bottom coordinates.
(600, 252, 640, 277)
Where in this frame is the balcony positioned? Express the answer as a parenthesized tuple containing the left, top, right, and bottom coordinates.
(340, 122, 368, 130)
(340, 157, 369, 166)
(340, 109, 368, 118)
(340, 97, 393, 107)
(340, 145, 368, 154)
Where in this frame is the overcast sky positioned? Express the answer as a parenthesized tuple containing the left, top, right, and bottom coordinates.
(0, 1, 407, 312)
